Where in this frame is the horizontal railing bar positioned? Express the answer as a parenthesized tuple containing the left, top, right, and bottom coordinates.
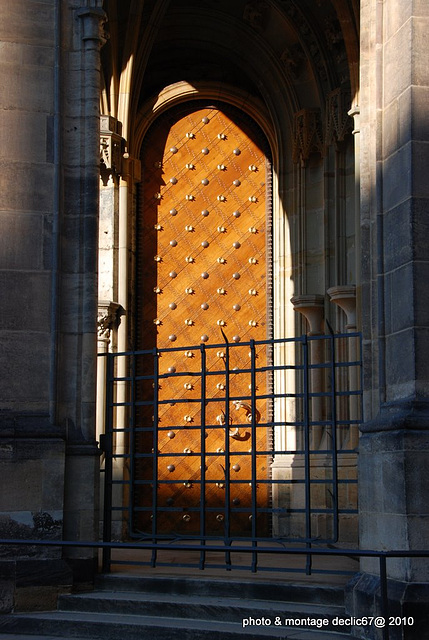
(127, 507, 358, 515)
(98, 332, 363, 359)
(129, 479, 357, 486)
(108, 559, 355, 575)
(130, 449, 359, 457)
(108, 362, 363, 384)
(109, 392, 362, 407)
(1, 538, 427, 559)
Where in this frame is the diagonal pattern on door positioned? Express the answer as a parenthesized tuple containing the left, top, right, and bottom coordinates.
(136, 104, 272, 537)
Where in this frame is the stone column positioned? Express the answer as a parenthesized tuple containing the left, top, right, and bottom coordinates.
(348, 106, 361, 326)
(347, 0, 429, 634)
(96, 302, 121, 444)
(60, 1, 106, 583)
(328, 285, 359, 449)
(291, 295, 325, 448)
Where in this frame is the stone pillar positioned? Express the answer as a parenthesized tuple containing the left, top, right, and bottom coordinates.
(96, 302, 121, 443)
(348, 106, 361, 327)
(291, 295, 325, 448)
(328, 285, 359, 449)
(272, 293, 326, 538)
(60, 1, 106, 583)
(347, 0, 429, 635)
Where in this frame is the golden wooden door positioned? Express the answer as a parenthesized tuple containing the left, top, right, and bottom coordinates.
(136, 104, 271, 537)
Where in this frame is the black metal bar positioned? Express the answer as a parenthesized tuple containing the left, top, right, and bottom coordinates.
(128, 352, 136, 537)
(102, 352, 114, 573)
(359, 332, 364, 422)
(222, 331, 232, 570)
(199, 343, 207, 570)
(96, 333, 361, 361)
(379, 555, 390, 640)
(4, 536, 429, 559)
(329, 330, 339, 543)
(250, 339, 258, 572)
(302, 336, 312, 574)
(151, 348, 159, 568)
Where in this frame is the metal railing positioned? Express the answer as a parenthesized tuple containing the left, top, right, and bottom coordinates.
(0, 536, 428, 640)
(99, 331, 363, 575)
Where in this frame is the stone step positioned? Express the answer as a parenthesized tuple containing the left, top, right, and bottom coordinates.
(0, 636, 76, 640)
(58, 589, 347, 630)
(0, 575, 352, 639)
(0, 610, 352, 640)
(95, 574, 345, 607)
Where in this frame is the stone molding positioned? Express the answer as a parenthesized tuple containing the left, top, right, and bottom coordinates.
(279, 1, 329, 86)
(292, 109, 324, 164)
(243, 0, 270, 32)
(360, 400, 429, 433)
(280, 44, 306, 80)
(82, 0, 104, 7)
(121, 156, 142, 183)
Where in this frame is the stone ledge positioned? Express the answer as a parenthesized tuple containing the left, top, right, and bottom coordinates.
(361, 400, 429, 433)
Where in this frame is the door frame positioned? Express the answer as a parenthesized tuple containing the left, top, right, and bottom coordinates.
(134, 101, 274, 537)
(133, 82, 295, 474)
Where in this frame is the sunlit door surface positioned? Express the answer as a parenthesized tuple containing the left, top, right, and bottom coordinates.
(136, 104, 272, 537)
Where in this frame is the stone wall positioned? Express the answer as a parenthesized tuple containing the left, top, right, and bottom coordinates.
(0, 0, 104, 609)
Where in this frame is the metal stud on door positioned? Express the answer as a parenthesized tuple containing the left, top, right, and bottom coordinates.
(137, 105, 271, 537)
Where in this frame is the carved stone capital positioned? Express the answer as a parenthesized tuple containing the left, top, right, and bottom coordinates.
(100, 116, 124, 185)
(348, 105, 360, 135)
(291, 294, 325, 335)
(292, 109, 324, 164)
(97, 301, 122, 340)
(325, 88, 353, 146)
(327, 285, 356, 329)
(77, 5, 107, 44)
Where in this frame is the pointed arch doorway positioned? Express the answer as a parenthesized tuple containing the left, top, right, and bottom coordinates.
(134, 102, 273, 538)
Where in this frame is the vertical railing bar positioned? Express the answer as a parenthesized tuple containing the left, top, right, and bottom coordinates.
(102, 352, 114, 573)
(359, 332, 364, 423)
(129, 353, 136, 537)
(250, 339, 258, 573)
(379, 555, 390, 640)
(151, 348, 159, 568)
(328, 328, 339, 543)
(222, 330, 232, 570)
(303, 336, 312, 574)
(199, 343, 207, 570)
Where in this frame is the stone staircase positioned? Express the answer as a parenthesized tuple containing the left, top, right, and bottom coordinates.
(0, 574, 354, 640)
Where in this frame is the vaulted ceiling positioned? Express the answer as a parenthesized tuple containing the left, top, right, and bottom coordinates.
(101, 0, 359, 149)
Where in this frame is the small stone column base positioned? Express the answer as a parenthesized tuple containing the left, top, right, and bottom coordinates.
(347, 417, 429, 640)
(63, 442, 101, 584)
(271, 452, 358, 543)
(345, 574, 429, 640)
